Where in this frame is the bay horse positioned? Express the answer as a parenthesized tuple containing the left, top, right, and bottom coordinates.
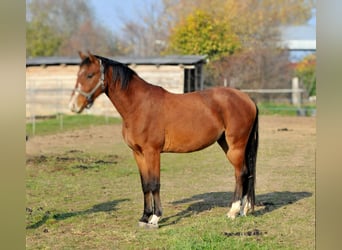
(69, 52, 259, 228)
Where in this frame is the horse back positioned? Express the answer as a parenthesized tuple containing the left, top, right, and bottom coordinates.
(163, 87, 256, 126)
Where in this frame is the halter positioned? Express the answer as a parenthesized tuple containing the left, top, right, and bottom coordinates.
(74, 59, 105, 109)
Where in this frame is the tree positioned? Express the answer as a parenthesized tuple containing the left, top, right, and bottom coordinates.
(164, 0, 315, 91)
(58, 19, 127, 56)
(27, 0, 92, 37)
(167, 10, 240, 60)
(164, 0, 314, 45)
(295, 54, 316, 96)
(26, 0, 125, 57)
(121, 0, 169, 56)
(26, 18, 62, 57)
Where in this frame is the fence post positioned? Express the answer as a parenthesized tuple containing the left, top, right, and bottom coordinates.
(292, 77, 301, 106)
(31, 114, 36, 136)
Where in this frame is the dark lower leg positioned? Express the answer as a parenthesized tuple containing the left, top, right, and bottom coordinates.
(233, 169, 249, 201)
(140, 178, 162, 222)
(232, 173, 243, 204)
(140, 191, 153, 223)
(152, 185, 162, 217)
(227, 172, 243, 218)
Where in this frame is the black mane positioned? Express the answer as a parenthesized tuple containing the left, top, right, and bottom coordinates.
(81, 55, 137, 90)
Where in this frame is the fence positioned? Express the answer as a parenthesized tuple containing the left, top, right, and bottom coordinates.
(26, 80, 315, 135)
(26, 86, 310, 118)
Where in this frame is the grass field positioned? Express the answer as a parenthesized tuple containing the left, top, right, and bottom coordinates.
(257, 102, 316, 116)
(26, 114, 122, 137)
(26, 115, 315, 249)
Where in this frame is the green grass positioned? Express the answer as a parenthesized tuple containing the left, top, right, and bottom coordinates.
(26, 114, 122, 136)
(26, 150, 287, 249)
(26, 116, 315, 249)
(258, 102, 316, 116)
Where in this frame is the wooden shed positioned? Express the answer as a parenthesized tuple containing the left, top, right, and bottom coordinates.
(26, 55, 207, 118)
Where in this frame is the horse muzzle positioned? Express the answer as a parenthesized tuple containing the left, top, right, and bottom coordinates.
(69, 93, 84, 113)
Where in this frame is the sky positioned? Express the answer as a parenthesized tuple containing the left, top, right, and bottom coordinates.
(89, 0, 155, 35)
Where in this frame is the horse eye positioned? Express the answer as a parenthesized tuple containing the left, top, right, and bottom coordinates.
(87, 73, 94, 79)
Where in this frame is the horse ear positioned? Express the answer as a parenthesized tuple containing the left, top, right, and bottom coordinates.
(78, 51, 87, 60)
(88, 51, 97, 63)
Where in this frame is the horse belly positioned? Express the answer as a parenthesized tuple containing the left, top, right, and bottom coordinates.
(162, 90, 227, 153)
(163, 123, 223, 153)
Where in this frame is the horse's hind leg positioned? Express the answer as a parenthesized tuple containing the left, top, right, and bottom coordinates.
(226, 145, 248, 219)
(218, 134, 248, 219)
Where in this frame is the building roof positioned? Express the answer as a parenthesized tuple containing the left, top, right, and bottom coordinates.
(279, 25, 316, 51)
(26, 55, 208, 67)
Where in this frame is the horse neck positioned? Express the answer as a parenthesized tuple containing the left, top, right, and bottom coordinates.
(106, 74, 153, 120)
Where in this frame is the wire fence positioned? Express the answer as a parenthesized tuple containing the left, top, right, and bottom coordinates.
(26, 81, 316, 136)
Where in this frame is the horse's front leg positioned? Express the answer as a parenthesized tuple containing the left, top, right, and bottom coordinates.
(133, 149, 162, 228)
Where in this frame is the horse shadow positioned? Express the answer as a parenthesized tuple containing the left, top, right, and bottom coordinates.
(160, 191, 312, 227)
(26, 198, 129, 229)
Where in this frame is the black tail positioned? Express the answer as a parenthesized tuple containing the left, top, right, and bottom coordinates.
(245, 105, 259, 211)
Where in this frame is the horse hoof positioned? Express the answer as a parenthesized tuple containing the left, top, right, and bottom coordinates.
(138, 221, 159, 229)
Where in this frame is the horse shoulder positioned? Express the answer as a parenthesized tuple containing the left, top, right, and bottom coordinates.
(121, 87, 167, 152)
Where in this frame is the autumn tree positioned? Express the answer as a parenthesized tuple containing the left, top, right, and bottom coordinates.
(165, 0, 315, 93)
(167, 10, 240, 60)
(216, 0, 314, 93)
(165, 0, 314, 50)
(295, 54, 316, 96)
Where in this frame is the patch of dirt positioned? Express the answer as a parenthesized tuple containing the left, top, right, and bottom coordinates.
(26, 124, 123, 156)
(26, 116, 316, 157)
(260, 115, 315, 133)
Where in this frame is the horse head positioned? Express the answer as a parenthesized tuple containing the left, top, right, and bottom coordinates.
(69, 51, 105, 113)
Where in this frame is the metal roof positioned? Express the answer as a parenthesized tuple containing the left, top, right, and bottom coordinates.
(279, 25, 316, 51)
(26, 55, 207, 67)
